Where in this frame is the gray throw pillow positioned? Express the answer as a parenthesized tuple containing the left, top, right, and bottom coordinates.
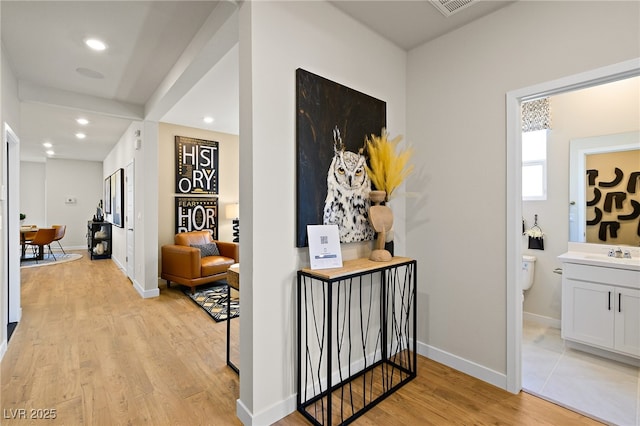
(191, 243, 220, 257)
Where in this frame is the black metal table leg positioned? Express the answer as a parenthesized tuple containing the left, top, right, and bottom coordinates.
(227, 283, 239, 374)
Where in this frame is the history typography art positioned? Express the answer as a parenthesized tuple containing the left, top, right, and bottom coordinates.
(175, 136, 219, 236)
(175, 136, 219, 195)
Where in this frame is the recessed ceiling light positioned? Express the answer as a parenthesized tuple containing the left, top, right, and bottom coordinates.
(85, 38, 107, 51)
(43, 142, 53, 148)
(46, 150, 55, 156)
(76, 133, 86, 139)
(76, 118, 89, 125)
(203, 116, 214, 124)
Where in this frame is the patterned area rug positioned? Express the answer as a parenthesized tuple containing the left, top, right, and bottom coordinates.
(185, 282, 239, 322)
(20, 253, 83, 269)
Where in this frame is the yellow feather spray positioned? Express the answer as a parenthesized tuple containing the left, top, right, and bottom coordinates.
(364, 129, 414, 201)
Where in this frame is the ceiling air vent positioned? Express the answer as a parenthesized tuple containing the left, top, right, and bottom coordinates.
(430, 0, 476, 17)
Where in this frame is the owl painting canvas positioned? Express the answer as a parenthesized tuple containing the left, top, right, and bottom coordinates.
(296, 69, 386, 247)
(323, 127, 375, 243)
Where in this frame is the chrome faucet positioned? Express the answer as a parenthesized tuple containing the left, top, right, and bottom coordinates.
(623, 249, 632, 259)
(609, 247, 624, 258)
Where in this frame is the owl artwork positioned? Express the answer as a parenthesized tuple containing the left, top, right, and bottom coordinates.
(323, 127, 375, 243)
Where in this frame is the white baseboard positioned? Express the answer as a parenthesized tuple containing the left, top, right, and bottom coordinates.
(523, 311, 561, 329)
(236, 394, 297, 426)
(416, 341, 507, 390)
(236, 399, 252, 425)
(0, 339, 6, 362)
(133, 280, 159, 299)
(236, 340, 508, 425)
(300, 349, 384, 398)
(12, 307, 22, 324)
(112, 256, 125, 272)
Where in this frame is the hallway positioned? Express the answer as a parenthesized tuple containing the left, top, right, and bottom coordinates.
(1, 252, 241, 424)
(2, 251, 603, 425)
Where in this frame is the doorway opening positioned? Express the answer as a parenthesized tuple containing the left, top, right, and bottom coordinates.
(506, 59, 640, 423)
(4, 123, 21, 343)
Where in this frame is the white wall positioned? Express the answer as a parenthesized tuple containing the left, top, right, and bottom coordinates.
(1, 47, 19, 133)
(46, 159, 103, 249)
(238, 1, 406, 423)
(0, 35, 6, 357)
(102, 120, 159, 298)
(103, 126, 135, 271)
(20, 159, 104, 250)
(1, 40, 21, 359)
(523, 77, 640, 322)
(20, 161, 45, 226)
(103, 122, 141, 285)
(407, 0, 640, 380)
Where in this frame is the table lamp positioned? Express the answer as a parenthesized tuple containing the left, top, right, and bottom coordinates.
(226, 203, 239, 243)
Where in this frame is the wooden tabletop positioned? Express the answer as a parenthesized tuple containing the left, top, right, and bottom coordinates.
(227, 263, 239, 290)
(300, 256, 414, 280)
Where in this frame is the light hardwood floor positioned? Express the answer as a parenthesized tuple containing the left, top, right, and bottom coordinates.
(2, 251, 602, 425)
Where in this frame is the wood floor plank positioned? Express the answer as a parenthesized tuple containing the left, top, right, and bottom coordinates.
(1, 251, 602, 425)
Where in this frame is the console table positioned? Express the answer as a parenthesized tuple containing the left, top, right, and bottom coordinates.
(297, 257, 417, 426)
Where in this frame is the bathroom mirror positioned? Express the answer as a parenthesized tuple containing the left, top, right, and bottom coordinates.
(569, 131, 640, 245)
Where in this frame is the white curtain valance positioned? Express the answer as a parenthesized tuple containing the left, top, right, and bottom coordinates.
(522, 97, 551, 132)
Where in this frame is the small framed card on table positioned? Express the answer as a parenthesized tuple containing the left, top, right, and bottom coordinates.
(307, 225, 342, 270)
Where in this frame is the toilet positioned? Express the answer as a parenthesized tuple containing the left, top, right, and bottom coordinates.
(522, 255, 537, 292)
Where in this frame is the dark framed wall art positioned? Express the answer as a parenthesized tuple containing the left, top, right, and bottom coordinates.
(175, 136, 219, 195)
(175, 197, 218, 238)
(174, 135, 220, 236)
(295, 68, 386, 247)
(585, 149, 640, 245)
(110, 168, 124, 228)
(104, 175, 112, 214)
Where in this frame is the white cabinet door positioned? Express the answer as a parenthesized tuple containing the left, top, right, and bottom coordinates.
(614, 287, 640, 357)
(562, 279, 614, 349)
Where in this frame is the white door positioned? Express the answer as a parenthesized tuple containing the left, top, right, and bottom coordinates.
(126, 161, 135, 281)
(614, 287, 640, 357)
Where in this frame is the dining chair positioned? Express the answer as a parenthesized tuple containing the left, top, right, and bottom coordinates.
(22, 229, 37, 244)
(20, 225, 38, 260)
(51, 225, 67, 255)
(25, 228, 57, 262)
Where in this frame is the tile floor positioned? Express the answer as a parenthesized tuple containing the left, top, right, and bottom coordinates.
(522, 320, 640, 426)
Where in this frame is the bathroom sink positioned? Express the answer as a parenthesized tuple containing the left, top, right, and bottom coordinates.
(558, 251, 640, 271)
(583, 254, 640, 266)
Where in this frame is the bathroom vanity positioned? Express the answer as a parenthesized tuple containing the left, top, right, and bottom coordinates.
(558, 248, 640, 362)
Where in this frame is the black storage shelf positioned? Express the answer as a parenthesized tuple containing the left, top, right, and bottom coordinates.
(87, 221, 112, 260)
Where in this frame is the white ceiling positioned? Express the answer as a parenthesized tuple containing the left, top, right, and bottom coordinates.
(1, 0, 512, 163)
(162, 44, 239, 136)
(329, 1, 513, 50)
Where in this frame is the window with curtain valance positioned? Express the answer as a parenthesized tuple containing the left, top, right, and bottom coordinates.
(522, 98, 551, 201)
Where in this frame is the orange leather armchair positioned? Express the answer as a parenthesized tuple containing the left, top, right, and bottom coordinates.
(161, 231, 239, 294)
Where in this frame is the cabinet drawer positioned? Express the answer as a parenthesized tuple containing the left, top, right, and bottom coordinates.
(564, 263, 640, 289)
